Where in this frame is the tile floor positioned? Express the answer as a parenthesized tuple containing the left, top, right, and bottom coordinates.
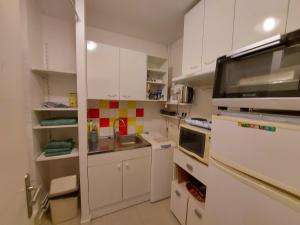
(42, 199, 180, 225)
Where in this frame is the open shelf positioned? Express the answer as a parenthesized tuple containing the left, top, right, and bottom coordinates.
(36, 148, 79, 162)
(146, 81, 166, 85)
(34, 107, 78, 112)
(33, 124, 78, 130)
(177, 181, 205, 210)
(147, 68, 167, 75)
(31, 67, 76, 76)
(160, 114, 180, 120)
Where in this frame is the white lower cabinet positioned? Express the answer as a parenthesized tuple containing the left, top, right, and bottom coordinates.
(187, 197, 205, 225)
(88, 161, 123, 210)
(170, 181, 189, 225)
(123, 156, 151, 200)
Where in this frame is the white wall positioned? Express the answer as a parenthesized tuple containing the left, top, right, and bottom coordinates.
(87, 26, 168, 58)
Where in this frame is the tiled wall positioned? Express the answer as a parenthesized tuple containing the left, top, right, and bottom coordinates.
(87, 100, 144, 137)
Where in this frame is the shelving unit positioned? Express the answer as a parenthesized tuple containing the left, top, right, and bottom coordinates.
(146, 55, 168, 101)
(36, 148, 79, 162)
(33, 124, 78, 130)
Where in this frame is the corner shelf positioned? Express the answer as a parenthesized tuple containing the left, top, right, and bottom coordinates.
(31, 67, 76, 76)
(33, 107, 78, 112)
(33, 124, 78, 130)
(36, 148, 79, 162)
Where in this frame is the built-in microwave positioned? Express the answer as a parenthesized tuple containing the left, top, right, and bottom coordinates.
(178, 124, 210, 165)
(213, 29, 300, 111)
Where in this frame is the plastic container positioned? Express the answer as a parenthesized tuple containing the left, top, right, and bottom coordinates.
(49, 175, 79, 224)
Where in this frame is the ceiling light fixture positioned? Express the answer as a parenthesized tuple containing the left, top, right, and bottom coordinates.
(87, 41, 98, 51)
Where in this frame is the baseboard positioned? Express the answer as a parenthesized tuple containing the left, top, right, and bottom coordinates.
(91, 194, 150, 219)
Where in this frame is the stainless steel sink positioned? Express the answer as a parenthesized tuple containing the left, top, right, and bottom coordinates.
(118, 135, 143, 146)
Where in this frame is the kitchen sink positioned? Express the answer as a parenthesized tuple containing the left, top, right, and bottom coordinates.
(118, 135, 143, 146)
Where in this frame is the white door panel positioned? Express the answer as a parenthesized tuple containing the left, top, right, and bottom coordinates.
(286, 0, 300, 32)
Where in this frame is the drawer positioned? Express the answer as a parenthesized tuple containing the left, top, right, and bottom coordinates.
(187, 197, 205, 225)
(170, 181, 189, 225)
(174, 148, 208, 185)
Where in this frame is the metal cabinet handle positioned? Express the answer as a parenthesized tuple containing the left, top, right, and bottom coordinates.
(175, 190, 181, 197)
(194, 209, 202, 219)
(108, 94, 117, 97)
(186, 163, 193, 172)
(123, 95, 131, 98)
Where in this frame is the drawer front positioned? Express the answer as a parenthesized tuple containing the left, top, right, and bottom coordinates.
(187, 198, 205, 225)
(174, 148, 208, 185)
(170, 181, 188, 225)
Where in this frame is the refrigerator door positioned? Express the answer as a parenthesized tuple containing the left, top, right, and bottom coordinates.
(204, 158, 300, 225)
(211, 115, 300, 197)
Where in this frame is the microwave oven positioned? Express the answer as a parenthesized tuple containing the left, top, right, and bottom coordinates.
(178, 124, 210, 165)
(213, 29, 300, 111)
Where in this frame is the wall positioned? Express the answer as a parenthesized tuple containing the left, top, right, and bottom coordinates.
(87, 26, 168, 58)
(166, 37, 217, 143)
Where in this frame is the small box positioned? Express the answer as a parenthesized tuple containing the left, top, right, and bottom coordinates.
(69, 93, 77, 108)
(49, 175, 78, 224)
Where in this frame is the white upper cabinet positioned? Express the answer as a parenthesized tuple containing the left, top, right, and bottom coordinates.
(87, 43, 120, 100)
(120, 48, 147, 101)
(286, 0, 300, 32)
(232, 0, 289, 51)
(182, 0, 205, 76)
(202, 0, 235, 72)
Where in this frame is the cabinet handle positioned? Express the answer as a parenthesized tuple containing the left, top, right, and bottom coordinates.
(123, 95, 131, 98)
(108, 94, 117, 98)
(117, 163, 121, 170)
(175, 190, 181, 197)
(194, 209, 202, 219)
(125, 162, 129, 168)
(186, 163, 193, 172)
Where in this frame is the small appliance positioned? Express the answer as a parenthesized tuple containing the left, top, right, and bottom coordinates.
(213, 29, 300, 111)
(170, 85, 194, 104)
(178, 124, 210, 165)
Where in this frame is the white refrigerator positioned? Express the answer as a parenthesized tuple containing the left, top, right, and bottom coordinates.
(204, 113, 300, 225)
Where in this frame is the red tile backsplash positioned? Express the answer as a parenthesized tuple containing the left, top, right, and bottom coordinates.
(88, 108, 100, 118)
(109, 101, 119, 109)
(100, 118, 109, 127)
(136, 108, 144, 117)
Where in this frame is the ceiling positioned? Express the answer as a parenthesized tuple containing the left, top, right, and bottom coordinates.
(37, 0, 199, 45)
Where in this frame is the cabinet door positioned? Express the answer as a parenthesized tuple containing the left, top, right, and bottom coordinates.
(87, 43, 119, 100)
(202, 0, 235, 72)
(233, 0, 289, 50)
(286, 0, 300, 32)
(182, 0, 205, 76)
(88, 162, 122, 209)
(123, 156, 151, 200)
(187, 198, 205, 225)
(120, 48, 147, 100)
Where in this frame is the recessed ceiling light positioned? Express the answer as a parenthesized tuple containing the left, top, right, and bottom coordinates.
(87, 41, 98, 51)
(263, 17, 276, 32)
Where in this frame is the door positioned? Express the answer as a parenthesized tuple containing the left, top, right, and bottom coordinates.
(0, 0, 31, 224)
(87, 42, 120, 100)
(286, 0, 300, 32)
(204, 159, 300, 225)
(120, 48, 147, 100)
(202, 0, 235, 72)
(182, 0, 205, 76)
(88, 162, 123, 209)
(123, 156, 151, 200)
(233, 0, 289, 50)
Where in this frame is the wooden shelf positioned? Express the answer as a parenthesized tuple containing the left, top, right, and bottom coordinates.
(147, 81, 166, 85)
(34, 107, 78, 112)
(36, 148, 79, 162)
(33, 124, 78, 130)
(31, 67, 76, 76)
(160, 114, 180, 120)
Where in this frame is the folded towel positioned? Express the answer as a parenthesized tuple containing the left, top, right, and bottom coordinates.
(40, 118, 77, 126)
(44, 139, 74, 150)
(45, 150, 72, 157)
(43, 101, 69, 108)
(44, 147, 73, 154)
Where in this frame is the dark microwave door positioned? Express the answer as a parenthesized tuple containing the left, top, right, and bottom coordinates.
(179, 127, 205, 158)
(213, 33, 300, 99)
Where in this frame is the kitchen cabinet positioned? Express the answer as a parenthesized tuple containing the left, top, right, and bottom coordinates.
(123, 156, 151, 200)
(286, 0, 300, 33)
(187, 197, 205, 225)
(120, 48, 147, 100)
(182, 0, 205, 76)
(232, 0, 289, 50)
(202, 0, 235, 72)
(87, 43, 120, 100)
(88, 161, 123, 210)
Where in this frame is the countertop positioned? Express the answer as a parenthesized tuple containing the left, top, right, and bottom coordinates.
(88, 134, 151, 155)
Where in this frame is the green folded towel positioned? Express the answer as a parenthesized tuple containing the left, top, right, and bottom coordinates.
(44, 147, 72, 154)
(44, 139, 74, 150)
(40, 118, 77, 126)
(45, 150, 72, 157)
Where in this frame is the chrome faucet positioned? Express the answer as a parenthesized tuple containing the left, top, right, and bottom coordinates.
(113, 118, 126, 139)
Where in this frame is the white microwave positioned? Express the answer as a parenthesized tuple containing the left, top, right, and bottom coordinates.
(178, 124, 211, 165)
